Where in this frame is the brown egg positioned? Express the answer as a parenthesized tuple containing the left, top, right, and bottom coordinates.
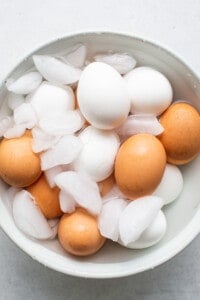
(58, 208, 106, 256)
(98, 173, 115, 197)
(0, 131, 41, 187)
(74, 88, 79, 109)
(27, 174, 62, 219)
(115, 134, 166, 199)
(159, 102, 200, 165)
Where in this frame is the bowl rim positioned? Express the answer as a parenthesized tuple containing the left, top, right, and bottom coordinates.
(0, 30, 200, 279)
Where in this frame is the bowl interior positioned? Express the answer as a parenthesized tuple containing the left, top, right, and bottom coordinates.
(0, 32, 200, 278)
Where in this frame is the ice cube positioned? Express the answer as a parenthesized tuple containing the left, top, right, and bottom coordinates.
(55, 171, 102, 215)
(94, 53, 136, 74)
(33, 55, 82, 85)
(6, 72, 42, 94)
(7, 93, 25, 110)
(0, 116, 13, 137)
(31, 127, 60, 153)
(4, 123, 26, 138)
(116, 114, 164, 138)
(14, 103, 37, 129)
(44, 165, 63, 188)
(65, 44, 87, 68)
(39, 110, 84, 136)
(119, 196, 164, 245)
(98, 198, 127, 241)
(12, 190, 54, 240)
(40, 135, 82, 170)
(59, 190, 76, 213)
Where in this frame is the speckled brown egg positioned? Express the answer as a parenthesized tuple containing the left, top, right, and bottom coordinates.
(27, 174, 62, 219)
(58, 208, 106, 256)
(114, 134, 166, 199)
(0, 131, 41, 187)
(159, 102, 200, 165)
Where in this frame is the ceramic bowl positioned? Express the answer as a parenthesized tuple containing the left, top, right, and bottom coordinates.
(0, 31, 200, 278)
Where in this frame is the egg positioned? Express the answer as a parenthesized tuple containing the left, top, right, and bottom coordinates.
(159, 102, 200, 165)
(27, 174, 62, 219)
(77, 62, 130, 129)
(0, 131, 41, 187)
(58, 208, 106, 256)
(115, 134, 166, 199)
(74, 88, 79, 110)
(153, 163, 183, 205)
(73, 126, 120, 182)
(29, 81, 75, 119)
(121, 210, 167, 249)
(124, 67, 173, 116)
(98, 173, 115, 197)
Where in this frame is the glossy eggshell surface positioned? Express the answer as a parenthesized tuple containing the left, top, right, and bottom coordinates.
(98, 174, 115, 197)
(27, 174, 62, 219)
(77, 62, 130, 130)
(115, 134, 166, 199)
(124, 67, 173, 116)
(58, 208, 106, 256)
(0, 132, 41, 187)
(159, 102, 200, 165)
(73, 126, 119, 182)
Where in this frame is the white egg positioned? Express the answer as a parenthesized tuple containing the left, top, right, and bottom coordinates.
(124, 67, 173, 116)
(123, 210, 167, 249)
(153, 163, 183, 205)
(73, 126, 120, 182)
(29, 81, 75, 119)
(77, 62, 130, 130)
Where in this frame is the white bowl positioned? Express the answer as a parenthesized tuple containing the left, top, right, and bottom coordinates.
(0, 31, 200, 278)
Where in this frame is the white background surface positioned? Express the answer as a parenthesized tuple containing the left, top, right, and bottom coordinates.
(0, 0, 200, 299)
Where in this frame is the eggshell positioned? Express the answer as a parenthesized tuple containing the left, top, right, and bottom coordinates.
(73, 126, 120, 182)
(29, 81, 75, 119)
(58, 208, 106, 256)
(124, 67, 173, 116)
(115, 134, 166, 199)
(27, 174, 62, 219)
(77, 62, 130, 129)
(0, 131, 41, 187)
(159, 102, 200, 165)
(153, 163, 183, 205)
(98, 174, 115, 197)
(121, 210, 167, 249)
